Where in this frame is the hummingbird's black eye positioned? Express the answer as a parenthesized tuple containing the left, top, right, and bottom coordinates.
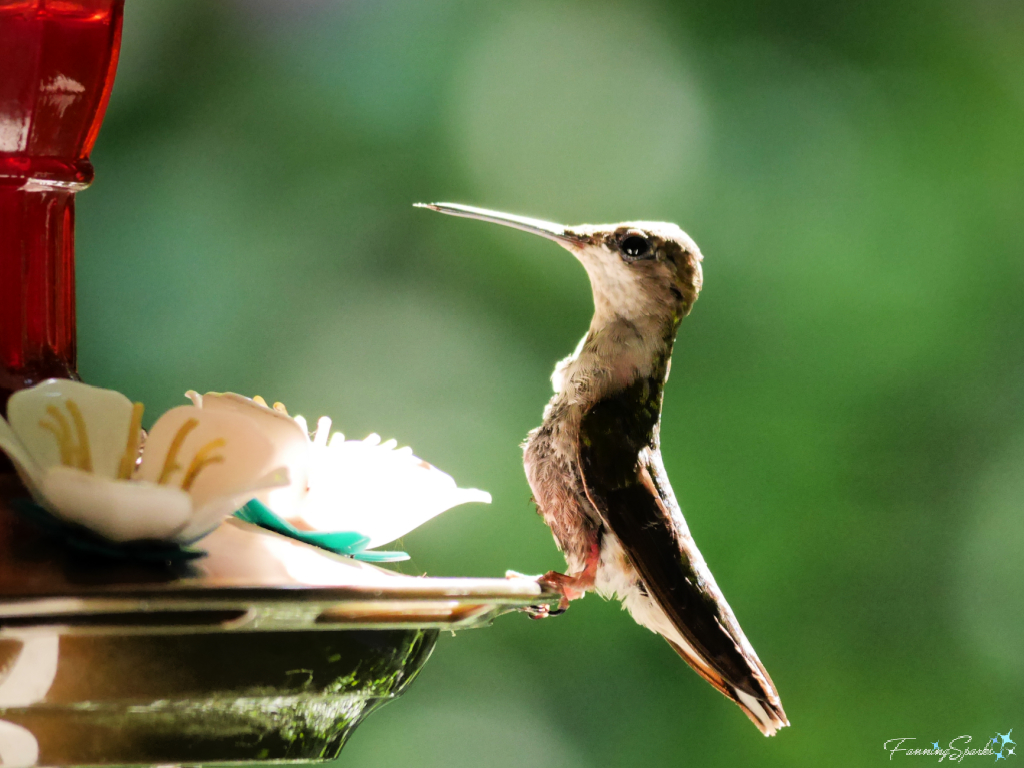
(620, 233, 652, 260)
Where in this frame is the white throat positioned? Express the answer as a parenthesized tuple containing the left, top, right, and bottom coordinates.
(550, 313, 671, 409)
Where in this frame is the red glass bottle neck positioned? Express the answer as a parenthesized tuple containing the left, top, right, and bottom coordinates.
(0, 184, 79, 403)
(0, 0, 123, 411)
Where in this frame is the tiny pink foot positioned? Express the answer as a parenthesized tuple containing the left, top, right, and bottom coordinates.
(507, 543, 600, 619)
(505, 569, 593, 619)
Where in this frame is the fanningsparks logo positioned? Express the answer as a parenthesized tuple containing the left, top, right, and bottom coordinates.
(884, 731, 1015, 762)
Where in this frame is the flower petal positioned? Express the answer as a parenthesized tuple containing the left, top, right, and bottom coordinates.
(298, 434, 491, 548)
(136, 405, 279, 511)
(176, 467, 291, 542)
(41, 467, 192, 542)
(0, 415, 45, 499)
(7, 379, 136, 479)
(186, 392, 310, 517)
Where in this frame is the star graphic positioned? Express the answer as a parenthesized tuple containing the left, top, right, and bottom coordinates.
(998, 730, 1015, 748)
(1007, 747, 1015, 756)
(994, 753, 1004, 762)
(932, 742, 940, 750)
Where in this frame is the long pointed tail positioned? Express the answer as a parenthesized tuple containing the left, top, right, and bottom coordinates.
(664, 636, 788, 736)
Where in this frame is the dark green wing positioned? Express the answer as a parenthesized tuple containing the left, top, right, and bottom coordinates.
(577, 377, 787, 734)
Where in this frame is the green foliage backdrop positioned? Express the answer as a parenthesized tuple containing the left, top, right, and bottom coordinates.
(78, 0, 1023, 764)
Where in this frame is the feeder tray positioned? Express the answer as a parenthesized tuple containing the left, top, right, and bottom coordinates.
(0, 477, 555, 766)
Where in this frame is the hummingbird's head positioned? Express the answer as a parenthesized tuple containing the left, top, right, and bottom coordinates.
(416, 203, 703, 328)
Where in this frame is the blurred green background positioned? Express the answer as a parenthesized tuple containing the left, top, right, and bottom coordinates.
(77, 0, 1023, 765)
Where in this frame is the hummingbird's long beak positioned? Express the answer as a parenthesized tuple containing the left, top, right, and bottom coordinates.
(415, 203, 587, 247)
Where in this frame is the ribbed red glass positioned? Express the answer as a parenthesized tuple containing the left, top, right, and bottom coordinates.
(0, 0, 123, 410)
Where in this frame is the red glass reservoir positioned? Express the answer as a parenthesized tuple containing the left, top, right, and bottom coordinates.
(0, 0, 123, 409)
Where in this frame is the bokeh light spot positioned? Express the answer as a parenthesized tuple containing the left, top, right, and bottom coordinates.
(957, 435, 1024, 678)
(448, 2, 709, 219)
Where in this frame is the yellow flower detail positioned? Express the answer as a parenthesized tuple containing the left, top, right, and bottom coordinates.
(38, 400, 92, 471)
(181, 438, 227, 491)
(117, 402, 145, 480)
(155, 417, 228, 490)
(251, 395, 288, 415)
(157, 417, 199, 484)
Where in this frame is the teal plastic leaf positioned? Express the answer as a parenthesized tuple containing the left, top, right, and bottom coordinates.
(351, 549, 411, 563)
(235, 499, 408, 561)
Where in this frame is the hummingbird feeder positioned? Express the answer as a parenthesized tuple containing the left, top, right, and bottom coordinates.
(0, 3, 556, 764)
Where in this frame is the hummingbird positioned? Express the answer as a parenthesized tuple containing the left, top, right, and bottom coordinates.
(417, 203, 788, 736)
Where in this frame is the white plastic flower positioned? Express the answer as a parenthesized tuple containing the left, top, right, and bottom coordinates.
(0, 380, 290, 543)
(188, 392, 491, 550)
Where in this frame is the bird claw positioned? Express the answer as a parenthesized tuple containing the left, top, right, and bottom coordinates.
(523, 602, 566, 620)
(506, 569, 578, 619)
(506, 570, 572, 619)
(537, 570, 586, 602)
